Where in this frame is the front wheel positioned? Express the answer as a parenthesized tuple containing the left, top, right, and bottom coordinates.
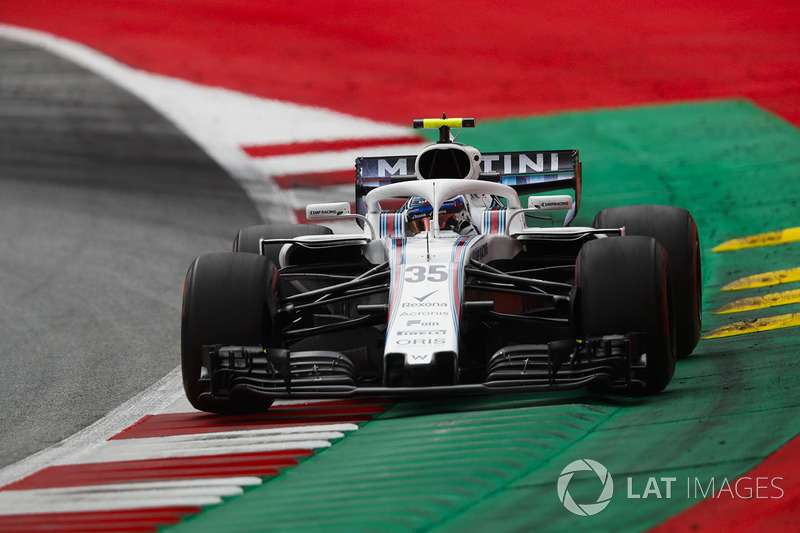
(577, 236, 676, 394)
(181, 252, 277, 413)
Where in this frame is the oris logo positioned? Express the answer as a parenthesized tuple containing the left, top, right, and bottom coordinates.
(396, 338, 446, 346)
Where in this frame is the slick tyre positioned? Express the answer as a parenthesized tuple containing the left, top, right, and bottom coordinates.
(181, 252, 278, 414)
(577, 236, 676, 395)
(593, 205, 701, 358)
(233, 223, 333, 264)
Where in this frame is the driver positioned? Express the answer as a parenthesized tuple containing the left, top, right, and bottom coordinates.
(404, 195, 477, 235)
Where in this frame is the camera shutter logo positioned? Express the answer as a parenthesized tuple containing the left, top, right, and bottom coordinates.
(557, 459, 614, 516)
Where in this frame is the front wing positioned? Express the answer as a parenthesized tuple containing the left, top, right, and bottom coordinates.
(199, 334, 648, 404)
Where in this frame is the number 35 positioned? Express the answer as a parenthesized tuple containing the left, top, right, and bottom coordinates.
(405, 265, 448, 283)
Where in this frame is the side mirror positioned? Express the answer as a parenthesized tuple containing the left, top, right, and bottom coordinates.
(305, 202, 377, 239)
(527, 195, 574, 211)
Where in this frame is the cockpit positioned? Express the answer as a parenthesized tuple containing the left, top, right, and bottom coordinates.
(403, 195, 476, 236)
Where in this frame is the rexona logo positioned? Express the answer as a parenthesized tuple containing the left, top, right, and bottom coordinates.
(557, 459, 614, 516)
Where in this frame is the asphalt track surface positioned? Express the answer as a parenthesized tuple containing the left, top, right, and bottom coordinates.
(0, 38, 261, 468)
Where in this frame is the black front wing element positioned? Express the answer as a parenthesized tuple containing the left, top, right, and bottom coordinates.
(198, 335, 647, 403)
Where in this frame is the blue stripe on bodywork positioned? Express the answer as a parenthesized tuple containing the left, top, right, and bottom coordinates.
(449, 235, 477, 335)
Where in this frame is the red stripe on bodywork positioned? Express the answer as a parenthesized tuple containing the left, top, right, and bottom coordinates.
(242, 136, 422, 157)
(650, 433, 800, 532)
(386, 238, 405, 325)
(489, 210, 499, 234)
(451, 239, 463, 313)
(450, 236, 473, 318)
(2, 450, 314, 491)
(112, 400, 388, 440)
(0, 507, 200, 533)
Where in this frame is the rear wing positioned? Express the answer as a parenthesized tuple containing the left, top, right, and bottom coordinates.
(355, 149, 582, 225)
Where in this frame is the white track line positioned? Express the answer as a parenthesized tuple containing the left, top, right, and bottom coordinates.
(75, 438, 336, 464)
(0, 478, 262, 514)
(163, 423, 360, 439)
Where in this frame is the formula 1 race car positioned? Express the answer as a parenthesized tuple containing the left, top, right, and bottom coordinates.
(181, 117, 702, 413)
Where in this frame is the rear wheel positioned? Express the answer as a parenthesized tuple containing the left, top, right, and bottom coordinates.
(577, 236, 675, 394)
(593, 205, 701, 358)
(181, 252, 278, 413)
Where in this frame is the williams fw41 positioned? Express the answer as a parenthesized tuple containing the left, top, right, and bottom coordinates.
(181, 117, 702, 413)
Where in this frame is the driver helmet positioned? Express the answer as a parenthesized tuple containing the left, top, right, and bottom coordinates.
(405, 195, 473, 234)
